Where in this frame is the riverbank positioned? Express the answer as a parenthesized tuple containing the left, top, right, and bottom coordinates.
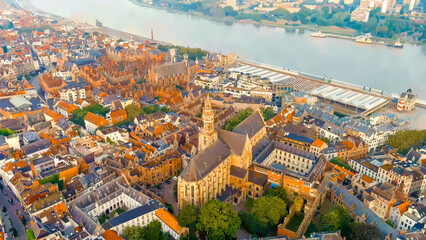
(127, 0, 423, 45)
(15, 0, 426, 100)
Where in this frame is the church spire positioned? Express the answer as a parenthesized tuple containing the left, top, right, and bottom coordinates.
(198, 94, 218, 152)
(202, 94, 214, 133)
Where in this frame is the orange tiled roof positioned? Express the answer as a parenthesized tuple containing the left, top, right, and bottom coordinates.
(155, 208, 185, 235)
(361, 174, 374, 184)
(54, 202, 68, 218)
(42, 107, 63, 121)
(56, 101, 78, 112)
(110, 109, 127, 118)
(311, 138, 326, 148)
(4, 160, 29, 172)
(84, 112, 109, 127)
(343, 140, 355, 149)
(103, 230, 124, 240)
(398, 201, 411, 216)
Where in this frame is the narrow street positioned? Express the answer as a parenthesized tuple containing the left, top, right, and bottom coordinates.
(0, 182, 28, 240)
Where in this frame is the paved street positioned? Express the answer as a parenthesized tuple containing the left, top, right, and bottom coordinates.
(152, 180, 178, 215)
(0, 182, 28, 240)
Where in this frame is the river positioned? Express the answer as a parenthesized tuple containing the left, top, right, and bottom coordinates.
(23, 0, 426, 99)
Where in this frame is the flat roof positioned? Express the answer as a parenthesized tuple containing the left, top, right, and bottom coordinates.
(310, 86, 388, 111)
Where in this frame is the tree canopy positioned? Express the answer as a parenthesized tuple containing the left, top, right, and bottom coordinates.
(197, 200, 240, 240)
(70, 104, 110, 127)
(343, 222, 382, 240)
(330, 157, 352, 171)
(252, 196, 288, 225)
(261, 107, 275, 121)
(223, 108, 253, 131)
(125, 104, 144, 120)
(321, 205, 351, 231)
(238, 210, 271, 237)
(157, 44, 208, 60)
(386, 130, 426, 155)
(122, 220, 169, 240)
(177, 205, 199, 239)
(0, 128, 15, 136)
(263, 187, 291, 205)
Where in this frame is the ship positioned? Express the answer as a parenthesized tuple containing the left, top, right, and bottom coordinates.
(355, 34, 373, 44)
(386, 41, 403, 48)
(310, 31, 326, 38)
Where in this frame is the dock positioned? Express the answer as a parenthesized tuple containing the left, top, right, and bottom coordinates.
(313, 33, 388, 46)
(237, 59, 426, 111)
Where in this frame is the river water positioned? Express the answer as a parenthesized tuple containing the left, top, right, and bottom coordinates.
(27, 0, 426, 99)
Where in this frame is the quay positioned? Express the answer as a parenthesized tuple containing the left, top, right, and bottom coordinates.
(237, 59, 426, 111)
(315, 33, 388, 46)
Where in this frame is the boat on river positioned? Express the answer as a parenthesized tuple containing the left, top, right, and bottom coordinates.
(386, 41, 403, 48)
(310, 31, 327, 38)
(355, 34, 373, 44)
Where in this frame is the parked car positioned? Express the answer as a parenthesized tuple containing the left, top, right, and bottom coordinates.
(172, 176, 178, 181)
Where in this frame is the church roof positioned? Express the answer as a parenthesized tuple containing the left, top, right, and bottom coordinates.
(217, 129, 247, 155)
(181, 140, 231, 182)
(153, 62, 187, 80)
(232, 110, 264, 139)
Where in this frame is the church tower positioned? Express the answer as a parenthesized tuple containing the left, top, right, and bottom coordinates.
(198, 95, 217, 152)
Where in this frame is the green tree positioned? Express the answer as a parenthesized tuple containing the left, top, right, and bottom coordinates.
(342, 222, 382, 240)
(98, 213, 109, 224)
(0, 128, 15, 136)
(223, 108, 253, 131)
(177, 205, 199, 228)
(319, 137, 331, 144)
(263, 186, 290, 205)
(223, 6, 237, 17)
(70, 104, 110, 126)
(122, 226, 144, 240)
(26, 229, 35, 240)
(321, 205, 351, 231)
(252, 196, 288, 225)
(123, 220, 168, 240)
(143, 221, 169, 240)
(197, 200, 240, 240)
(261, 107, 275, 121)
(238, 211, 271, 237)
(125, 104, 144, 120)
(330, 157, 352, 171)
(386, 130, 426, 154)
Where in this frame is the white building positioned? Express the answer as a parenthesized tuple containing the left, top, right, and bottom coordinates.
(102, 200, 164, 234)
(96, 126, 129, 144)
(350, 158, 380, 181)
(398, 204, 426, 231)
(155, 208, 188, 240)
(60, 81, 88, 102)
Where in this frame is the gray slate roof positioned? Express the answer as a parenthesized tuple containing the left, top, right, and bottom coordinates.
(102, 199, 163, 229)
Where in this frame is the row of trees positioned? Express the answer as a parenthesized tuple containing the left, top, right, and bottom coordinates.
(330, 157, 353, 171)
(123, 220, 169, 240)
(177, 187, 291, 239)
(70, 103, 169, 128)
(157, 44, 208, 61)
(177, 200, 240, 240)
(386, 130, 426, 155)
(156, 0, 426, 41)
